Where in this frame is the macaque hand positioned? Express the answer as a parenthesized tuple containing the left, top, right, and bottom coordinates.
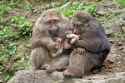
(66, 34, 80, 44)
(76, 48, 85, 54)
(48, 42, 57, 51)
(51, 53, 58, 57)
(63, 40, 72, 49)
(55, 38, 63, 49)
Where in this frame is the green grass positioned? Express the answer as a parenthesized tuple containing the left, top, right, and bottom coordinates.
(0, 0, 32, 82)
(115, 0, 125, 7)
(58, 2, 96, 17)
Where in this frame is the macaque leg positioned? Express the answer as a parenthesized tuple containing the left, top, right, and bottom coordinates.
(63, 48, 95, 78)
(51, 47, 63, 57)
(31, 47, 50, 70)
(85, 52, 104, 74)
(46, 55, 69, 73)
(63, 49, 100, 77)
(63, 48, 85, 78)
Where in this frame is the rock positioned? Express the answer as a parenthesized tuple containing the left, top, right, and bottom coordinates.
(7, 77, 15, 83)
(9, 70, 55, 83)
(7, 70, 125, 83)
(116, 72, 125, 77)
(0, 72, 4, 83)
(92, 80, 106, 83)
(50, 71, 64, 81)
(0, 76, 3, 83)
(107, 78, 121, 83)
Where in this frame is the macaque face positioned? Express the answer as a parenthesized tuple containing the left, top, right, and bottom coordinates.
(70, 17, 82, 35)
(71, 17, 82, 28)
(42, 10, 62, 31)
(71, 11, 91, 27)
(71, 12, 92, 34)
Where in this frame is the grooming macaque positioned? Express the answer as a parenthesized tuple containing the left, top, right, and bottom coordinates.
(31, 9, 71, 70)
(63, 11, 111, 77)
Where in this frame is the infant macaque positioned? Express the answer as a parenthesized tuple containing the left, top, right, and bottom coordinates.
(52, 26, 80, 57)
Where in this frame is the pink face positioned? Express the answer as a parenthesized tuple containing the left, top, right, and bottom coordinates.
(44, 12, 61, 31)
(46, 19, 59, 30)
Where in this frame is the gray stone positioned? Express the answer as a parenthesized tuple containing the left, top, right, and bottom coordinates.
(7, 70, 125, 83)
(14, 70, 55, 83)
(116, 72, 125, 77)
(81, 80, 93, 83)
(107, 78, 122, 83)
(7, 77, 15, 83)
(121, 77, 125, 83)
(50, 71, 64, 82)
(92, 80, 107, 83)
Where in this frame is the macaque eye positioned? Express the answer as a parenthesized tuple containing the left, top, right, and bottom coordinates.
(46, 19, 59, 24)
(73, 23, 81, 27)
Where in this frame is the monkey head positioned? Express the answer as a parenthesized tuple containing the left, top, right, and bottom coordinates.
(70, 11, 94, 34)
(43, 9, 61, 22)
(73, 11, 93, 23)
(41, 9, 63, 33)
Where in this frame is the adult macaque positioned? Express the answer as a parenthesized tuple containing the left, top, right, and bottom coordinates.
(31, 9, 70, 70)
(63, 11, 111, 77)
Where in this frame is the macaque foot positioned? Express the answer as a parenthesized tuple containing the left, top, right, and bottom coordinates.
(41, 64, 50, 70)
(75, 48, 85, 55)
(63, 67, 83, 78)
(46, 65, 67, 73)
(72, 48, 85, 55)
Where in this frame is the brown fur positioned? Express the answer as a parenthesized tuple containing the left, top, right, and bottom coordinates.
(63, 11, 111, 77)
(31, 9, 70, 70)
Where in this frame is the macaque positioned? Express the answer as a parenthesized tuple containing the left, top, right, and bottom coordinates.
(31, 9, 70, 70)
(63, 11, 111, 77)
(44, 24, 80, 72)
(52, 25, 80, 57)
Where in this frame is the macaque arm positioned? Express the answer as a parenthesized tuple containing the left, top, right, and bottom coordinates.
(32, 37, 55, 49)
(32, 27, 55, 49)
(66, 33, 80, 44)
(74, 38, 102, 53)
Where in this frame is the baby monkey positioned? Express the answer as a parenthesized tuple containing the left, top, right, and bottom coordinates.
(51, 25, 80, 57)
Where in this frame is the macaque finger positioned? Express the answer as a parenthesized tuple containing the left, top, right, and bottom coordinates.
(70, 36, 80, 44)
(63, 41, 72, 49)
(66, 34, 79, 39)
(70, 38, 77, 44)
(55, 38, 62, 43)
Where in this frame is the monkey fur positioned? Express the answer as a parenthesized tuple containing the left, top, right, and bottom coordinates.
(63, 11, 111, 77)
(31, 9, 70, 70)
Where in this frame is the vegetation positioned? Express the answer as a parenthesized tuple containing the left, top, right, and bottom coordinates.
(59, 2, 96, 16)
(115, 0, 125, 7)
(0, 0, 32, 81)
